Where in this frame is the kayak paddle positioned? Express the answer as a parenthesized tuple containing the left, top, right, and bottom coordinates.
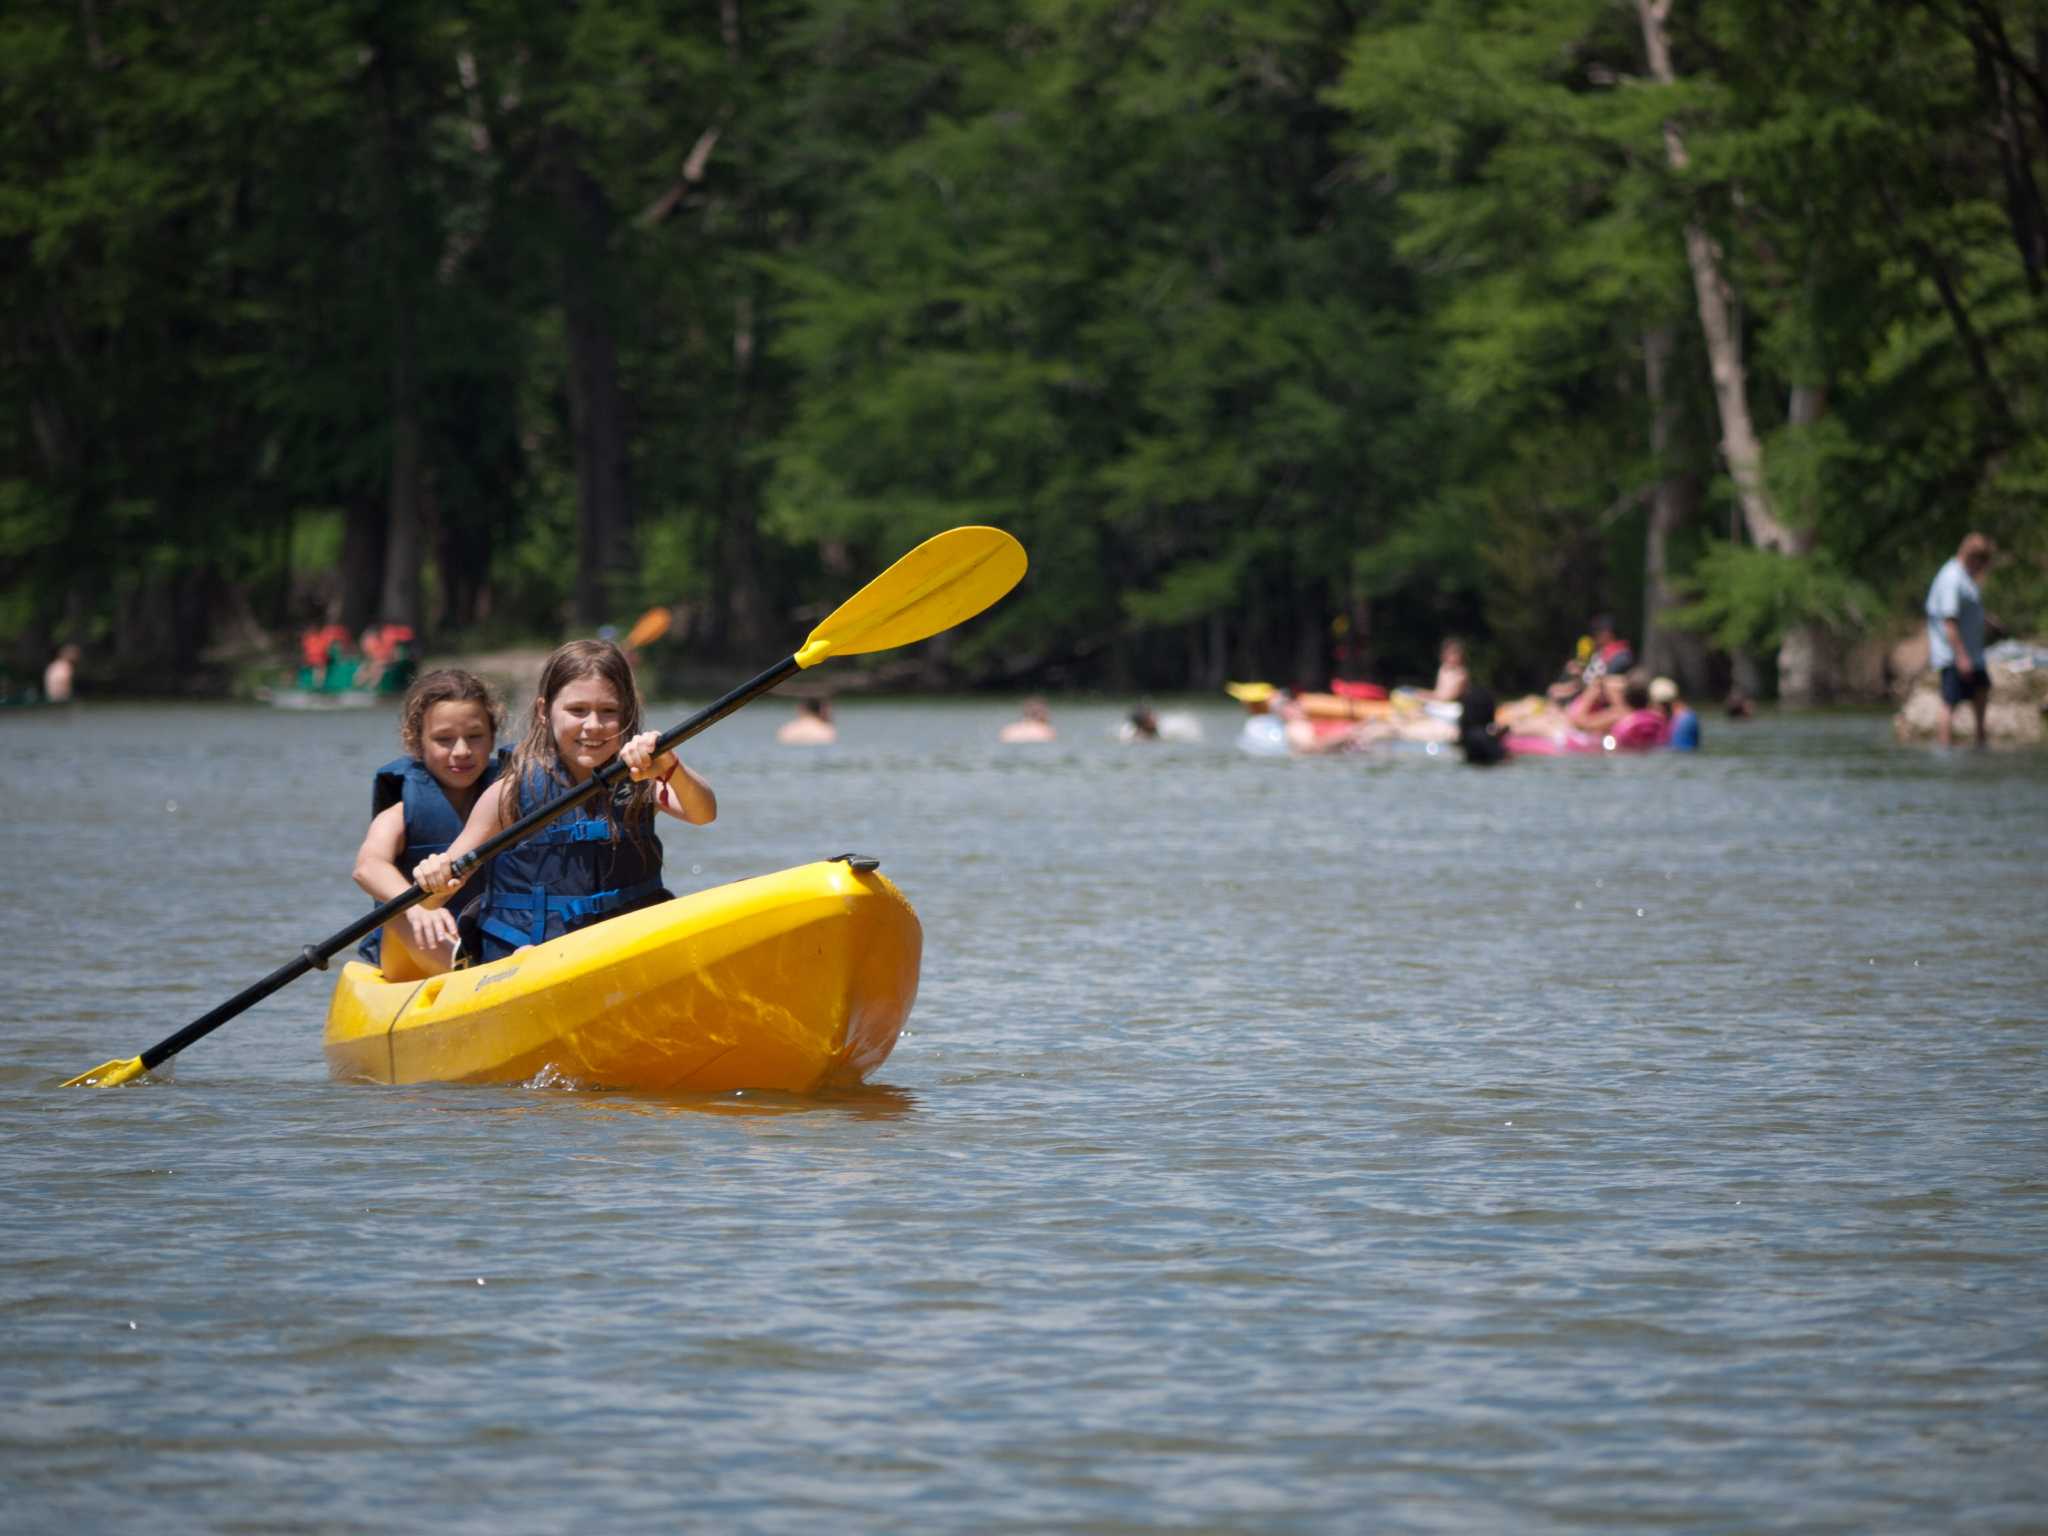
(622, 605, 672, 650)
(63, 525, 1027, 1087)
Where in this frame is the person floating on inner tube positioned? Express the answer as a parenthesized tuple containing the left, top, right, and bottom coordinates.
(1546, 614, 1634, 705)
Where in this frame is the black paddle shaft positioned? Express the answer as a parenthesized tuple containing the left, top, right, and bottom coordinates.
(130, 654, 803, 1074)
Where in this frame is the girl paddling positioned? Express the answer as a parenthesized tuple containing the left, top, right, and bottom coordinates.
(352, 669, 509, 981)
(414, 639, 715, 964)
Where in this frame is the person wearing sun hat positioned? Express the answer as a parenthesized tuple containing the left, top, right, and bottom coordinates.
(1651, 676, 1699, 751)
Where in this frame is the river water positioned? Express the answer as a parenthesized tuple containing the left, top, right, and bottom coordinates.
(2, 699, 2044, 1532)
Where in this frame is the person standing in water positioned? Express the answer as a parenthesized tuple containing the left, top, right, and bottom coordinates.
(1456, 685, 1508, 765)
(1925, 532, 1995, 748)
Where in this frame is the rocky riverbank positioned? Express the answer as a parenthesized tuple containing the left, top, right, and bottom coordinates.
(1892, 640, 2048, 745)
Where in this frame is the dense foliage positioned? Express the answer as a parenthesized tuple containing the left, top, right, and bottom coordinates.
(4, 0, 2043, 696)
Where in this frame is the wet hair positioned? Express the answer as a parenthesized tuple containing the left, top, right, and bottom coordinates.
(499, 639, 652, 836)
(1458, 685, 1507, 766)
(1623, 675, 1651, 710)
(398, 669, 504, 759)
(801, 696, 831, 720)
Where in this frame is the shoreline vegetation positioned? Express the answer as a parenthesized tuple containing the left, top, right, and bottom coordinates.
(17, 624, 2048, 751)
(11, 617, 2048, 740)
(6, 4, 2047, 705)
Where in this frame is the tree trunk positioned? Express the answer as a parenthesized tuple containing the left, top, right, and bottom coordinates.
(1196, 612, 1227, 692)
(1638, 0, 1800, 558)
(372, 39, 423, 633)
(712, 1, 772, 659)
(1640, 0, 1830, 709)
(1639, 325, 1711, 697)
(1775, 382, 1832, 704)
(340, 499, 387, 634)
(715, 291, 774, 658)
(379, 302, 424, 631)
(437, 500, 488, 633)
(1979, 36, 2048, 294)
(1291, 594, 1324, 688)
(554, 147, 636, 630)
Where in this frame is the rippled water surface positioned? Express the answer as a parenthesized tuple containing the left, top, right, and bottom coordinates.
(3, 700, 2045, 1532)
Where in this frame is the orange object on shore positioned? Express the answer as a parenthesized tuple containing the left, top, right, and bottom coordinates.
(1298, 691, 1391, 722)
(360, 623, 415, 664)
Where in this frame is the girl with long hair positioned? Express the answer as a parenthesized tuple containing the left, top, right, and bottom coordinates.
(352, 668, 508, 979)
(413, 639, 714, 963)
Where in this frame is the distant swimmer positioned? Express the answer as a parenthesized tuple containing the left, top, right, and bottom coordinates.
(777, 696, 838, 745)
(999, 697, 1056, 743)
(42, 643, 81, 704)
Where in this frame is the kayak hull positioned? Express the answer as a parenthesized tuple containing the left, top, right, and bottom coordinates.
(323, 860, 921, 1092)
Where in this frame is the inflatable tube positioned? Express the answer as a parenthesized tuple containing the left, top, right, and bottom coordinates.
(1329, 678, 1390, 701)
(1237, 716, 1292, 757)
(1505, 730, 1604, 756)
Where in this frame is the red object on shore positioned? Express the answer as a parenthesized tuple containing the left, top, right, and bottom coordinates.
(361, 623, 415, 664)
(299, 624, 352, 667)
(1329, 678, 1388, 701)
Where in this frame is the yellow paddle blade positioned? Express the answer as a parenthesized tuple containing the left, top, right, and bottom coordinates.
(624, 605, 672, 650)
(794, 527, 1026, 669)
(62, 1057, 148, 1088)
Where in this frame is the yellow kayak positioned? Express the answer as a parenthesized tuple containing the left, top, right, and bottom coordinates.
(323, 859, 921, 1092)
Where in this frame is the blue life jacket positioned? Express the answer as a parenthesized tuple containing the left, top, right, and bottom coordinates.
(1669, 707, 1701, 752)
(473, 764, 669, 962)
(359, 748, 509, 964)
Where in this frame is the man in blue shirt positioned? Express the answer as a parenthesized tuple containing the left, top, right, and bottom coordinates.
(1925, 532, 1995, 747)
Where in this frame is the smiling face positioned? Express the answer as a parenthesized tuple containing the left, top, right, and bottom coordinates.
(543, 674, 626, 782)
(419, 699, 495, 791)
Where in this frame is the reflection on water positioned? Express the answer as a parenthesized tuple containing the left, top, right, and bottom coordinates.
(3, 702, 2046, 1532)
(449, 1081, 924, 1121)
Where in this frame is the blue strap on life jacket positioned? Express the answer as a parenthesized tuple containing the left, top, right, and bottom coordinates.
(472, 764, 668, 963)
(475, 878, 668, 953)
(522, 817, 617, 846)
